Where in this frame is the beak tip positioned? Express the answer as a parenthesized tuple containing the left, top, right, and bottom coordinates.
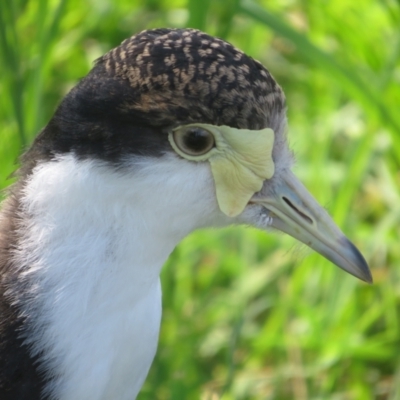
(360, 269, 373, 284)
(358, 269, 373, 284)
(342, 237, 373, 284)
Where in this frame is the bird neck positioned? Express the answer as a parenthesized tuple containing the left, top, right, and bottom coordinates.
(9, 153, 214, 398)
(17, 155, 185, 299)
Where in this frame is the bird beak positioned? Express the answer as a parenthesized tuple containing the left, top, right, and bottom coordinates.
(251, 169, 372, 283)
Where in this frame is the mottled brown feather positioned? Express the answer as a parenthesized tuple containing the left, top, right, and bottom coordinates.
(100, 28, 285, 129)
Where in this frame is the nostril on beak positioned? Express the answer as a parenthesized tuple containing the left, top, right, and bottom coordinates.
(282, 197, 313, 224)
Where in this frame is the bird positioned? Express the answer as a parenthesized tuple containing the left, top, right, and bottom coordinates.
(0, 28, 372, 400)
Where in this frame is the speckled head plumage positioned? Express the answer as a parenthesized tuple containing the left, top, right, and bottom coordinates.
(101, 28, 285, 128)
(23, 28, 287, 171)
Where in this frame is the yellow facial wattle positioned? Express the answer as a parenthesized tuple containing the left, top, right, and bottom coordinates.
(169, 123, 275, 217)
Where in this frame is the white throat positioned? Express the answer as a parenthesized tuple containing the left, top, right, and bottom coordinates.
(12, 153, 223, 399)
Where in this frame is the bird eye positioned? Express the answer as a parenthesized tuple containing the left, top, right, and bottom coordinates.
(172, 127, 215, 156)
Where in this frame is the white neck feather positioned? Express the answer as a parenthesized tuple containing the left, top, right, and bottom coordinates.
(13, 154, 223, 400)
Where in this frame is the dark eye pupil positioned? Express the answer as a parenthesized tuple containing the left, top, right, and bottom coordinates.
(183, 129, 211, 151)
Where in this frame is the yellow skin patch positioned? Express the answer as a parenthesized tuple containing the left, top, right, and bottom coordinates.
(169, 123, 275, 217)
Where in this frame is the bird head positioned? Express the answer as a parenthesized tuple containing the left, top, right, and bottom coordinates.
(25, 28, 371, 282)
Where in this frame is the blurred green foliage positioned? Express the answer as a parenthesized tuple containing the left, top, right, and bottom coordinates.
(1, 0, 399, 399)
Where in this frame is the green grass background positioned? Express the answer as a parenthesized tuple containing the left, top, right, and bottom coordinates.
(1, 0, 399, 399)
